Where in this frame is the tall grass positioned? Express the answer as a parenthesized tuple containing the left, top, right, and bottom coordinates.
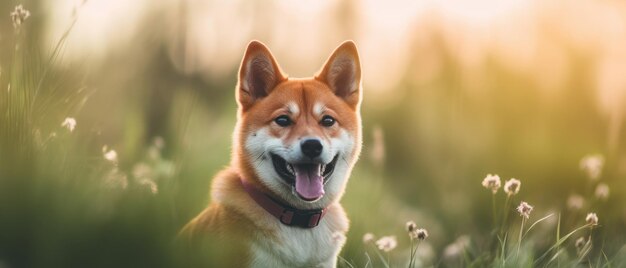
(339, 167, 626, 267)
(0, 5, 199, 267)
(1, 3, 626, 268)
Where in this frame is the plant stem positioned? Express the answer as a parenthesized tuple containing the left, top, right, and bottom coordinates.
(387, 252, 390, 268)
(492, 194, 498, 228)
(517, 217, 525, 257)
(501, 195, 511, 235)
(585, 226, 593, 263)
(408, 238, 414, 268)
(371, 244, 390, 268)
(412, 241, 421, 268)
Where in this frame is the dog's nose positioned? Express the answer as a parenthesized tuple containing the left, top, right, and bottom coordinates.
(301, 139, 323, 158)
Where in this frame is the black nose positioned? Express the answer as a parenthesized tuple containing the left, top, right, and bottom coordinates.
(301, 139, 323, 158)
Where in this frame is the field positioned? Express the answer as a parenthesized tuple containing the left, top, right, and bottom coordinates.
(1, 1, 626, 267)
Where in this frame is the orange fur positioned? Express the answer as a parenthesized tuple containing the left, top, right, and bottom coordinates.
(180, 40, 362, 267)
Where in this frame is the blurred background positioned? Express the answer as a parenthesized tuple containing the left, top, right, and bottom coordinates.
(1, 0, 625, 267)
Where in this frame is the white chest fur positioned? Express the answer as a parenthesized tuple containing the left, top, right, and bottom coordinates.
(248, 216, 346, 268)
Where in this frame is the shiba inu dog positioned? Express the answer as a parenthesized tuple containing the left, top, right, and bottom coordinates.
(180, 40, 362, 267)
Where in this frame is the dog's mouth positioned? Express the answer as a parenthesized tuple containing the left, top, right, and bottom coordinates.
(271, 154, 339, 201)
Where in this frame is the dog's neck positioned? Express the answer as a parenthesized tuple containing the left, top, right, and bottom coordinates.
(239, 177, 328, 228)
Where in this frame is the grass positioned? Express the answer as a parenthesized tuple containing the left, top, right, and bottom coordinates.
(343, 176, 624, 268)
(2, 3, 626, 268)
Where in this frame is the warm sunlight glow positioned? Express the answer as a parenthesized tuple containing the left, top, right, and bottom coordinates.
(46, 0, 626, 115)
(5, 0, 626, 266)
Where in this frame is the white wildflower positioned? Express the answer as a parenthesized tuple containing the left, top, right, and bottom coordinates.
(504, 178, 521, 196)
(580, 154, 604, 180)
(104, 150, 118, 162)
(567, 194, 584, 210)
(575, 237, 586, 252)
(516, 201, 533, 219)
(416, 228, 428, 240)
(594, 183, 609, 200)
(406, 221, 425, 240)
(61, 117, 77, 132)
(103, 146, 118, 163)
(10, 5, 30, 29)
(482, 174, 501, 194)
(406, 221, 417, 233)
(375, 236, 397, 252)
(443, 235, 470, 259)
(132, 162, 152, 179)
(363, 233, 375, 244)
(138, 178, 158, 194)
(586, 213, 598, 226)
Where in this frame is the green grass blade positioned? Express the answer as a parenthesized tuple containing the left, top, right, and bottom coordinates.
(523, 213, 554, 239)
(535, 224, 591, 265)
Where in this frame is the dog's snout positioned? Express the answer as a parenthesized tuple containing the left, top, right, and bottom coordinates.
(301, 139, 323, 158)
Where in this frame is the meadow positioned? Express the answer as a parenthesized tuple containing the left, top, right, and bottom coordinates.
(1, 1, 626, 267)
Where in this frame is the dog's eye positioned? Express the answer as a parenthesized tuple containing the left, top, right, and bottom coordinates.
(274, 115, 292, 127)
(320, 115, 336, 127)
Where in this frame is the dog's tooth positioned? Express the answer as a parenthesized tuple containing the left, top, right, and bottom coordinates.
(287, 164, 294, 175)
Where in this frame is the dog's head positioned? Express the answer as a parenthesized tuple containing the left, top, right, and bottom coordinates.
(233, 40, 362, 209)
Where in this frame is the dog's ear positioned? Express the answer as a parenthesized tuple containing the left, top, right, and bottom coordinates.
(315, 41, 362, 108)
(237, 40, 286, 109)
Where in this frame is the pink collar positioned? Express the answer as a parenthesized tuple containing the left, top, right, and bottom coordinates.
(239, 177, 327, 228)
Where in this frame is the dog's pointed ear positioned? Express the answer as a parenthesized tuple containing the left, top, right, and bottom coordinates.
(315, 41, 362, 108)
(237, 41, 286, 109)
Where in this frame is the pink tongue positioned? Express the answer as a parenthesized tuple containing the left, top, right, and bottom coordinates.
(294, 164, 325, 201)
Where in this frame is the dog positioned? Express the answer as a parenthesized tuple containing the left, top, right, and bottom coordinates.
(180, 40, 362, 267)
